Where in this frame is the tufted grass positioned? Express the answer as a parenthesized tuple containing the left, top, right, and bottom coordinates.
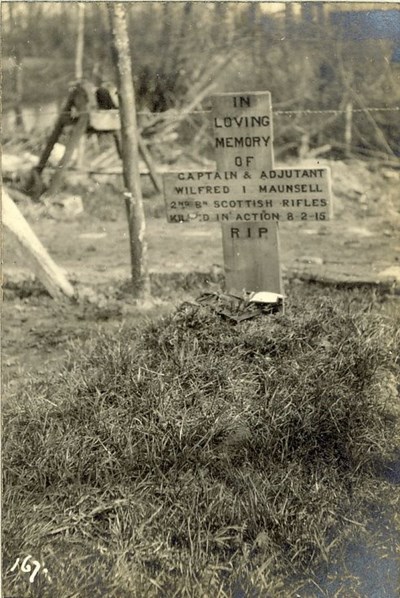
(3, 284, 400, 597)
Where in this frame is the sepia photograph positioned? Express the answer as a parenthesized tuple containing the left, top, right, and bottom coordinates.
(2, 1, 400, 596)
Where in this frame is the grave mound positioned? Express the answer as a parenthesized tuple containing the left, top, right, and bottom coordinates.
(3, 287, 400, 595)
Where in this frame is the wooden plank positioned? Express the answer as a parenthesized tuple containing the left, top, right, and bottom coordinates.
(2, 189, 75, 300)
(164, 167, 332, 223)
(164, 167, 331, 201)
(89, 109, 121, 131)
(221, 221, 283, 295)
(211, 91, 274, 172)
(167, 210, 328, 224)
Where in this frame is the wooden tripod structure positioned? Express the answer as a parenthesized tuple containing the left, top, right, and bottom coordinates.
(28, 80, 162, 200)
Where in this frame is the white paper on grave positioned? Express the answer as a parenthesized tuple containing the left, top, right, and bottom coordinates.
(249, 292, 285, 304)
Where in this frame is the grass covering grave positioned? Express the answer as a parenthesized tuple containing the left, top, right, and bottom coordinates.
(3, 284, 400, 597)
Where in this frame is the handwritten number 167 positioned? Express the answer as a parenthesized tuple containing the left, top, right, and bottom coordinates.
(10, 555, 50, 584)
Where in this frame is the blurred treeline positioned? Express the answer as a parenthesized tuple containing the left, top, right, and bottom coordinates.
(2, 2, 400, 158)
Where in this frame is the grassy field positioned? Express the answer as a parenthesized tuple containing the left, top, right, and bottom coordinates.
(3, 134, 400, 595)
(2, 282, 400, 597)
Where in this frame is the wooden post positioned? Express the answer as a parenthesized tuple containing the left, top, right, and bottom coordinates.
(34, 93, 75, 176)
(28, 92, 75, 200)
(2, 189, 75, 300)
(47, 112, 89, 196)
(44, 85, 90, 197)
(345, 102, 353, 157)
(211, 92, 280, 295)
(108, 3, 150, 298)
(221, 222, 282, 295)
(111, 128, 162, 194)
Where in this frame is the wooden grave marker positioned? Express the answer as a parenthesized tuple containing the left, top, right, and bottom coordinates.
(163, 91, 332, 297)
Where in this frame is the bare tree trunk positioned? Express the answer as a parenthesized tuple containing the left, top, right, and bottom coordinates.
(170, 2, 192, 74)
(75, 4, 86, 170)
(248, 3, 261, 74)
(75, 3, 85, 79)
(345, 102, 353, 157)
(108, 3, 150, 299)
(8, 2, 24, 131)
(91, 3, 112, 84)
(159, 2, 171, 75)
(14, 47, 24, 130)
